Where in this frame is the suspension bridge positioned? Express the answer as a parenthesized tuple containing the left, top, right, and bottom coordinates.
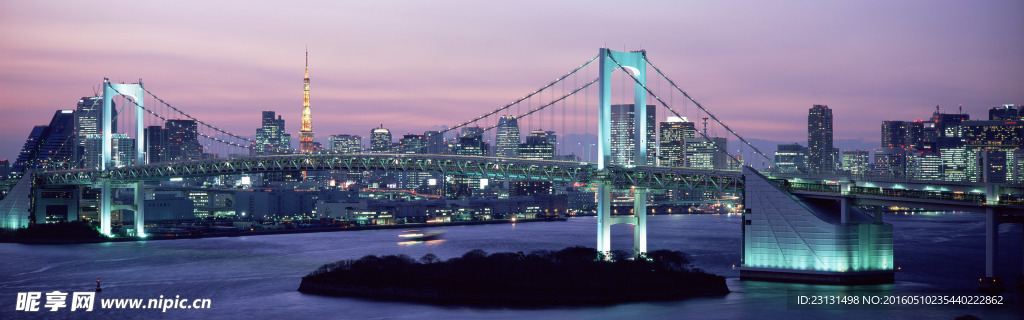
(3, 48, 1022, 288)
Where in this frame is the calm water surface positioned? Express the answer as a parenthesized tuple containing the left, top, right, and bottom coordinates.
(1, 213, 1021, 319)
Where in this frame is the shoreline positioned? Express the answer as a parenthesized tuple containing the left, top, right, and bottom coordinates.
(4, 217, 566, 245)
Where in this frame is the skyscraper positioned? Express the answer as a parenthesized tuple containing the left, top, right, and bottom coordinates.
(807, 105, 834, 173)
(370, 125, 392, 153)
(658, 117, 695, 167)
(74, 96, 116, 168)
(164, 119, 203, 161)
(254, 111, 292, 155)
(610, 104, 656, 166)
(299, 49, 317, 153)
(495, 116, 520, 158)
(144, 125, 164, 164)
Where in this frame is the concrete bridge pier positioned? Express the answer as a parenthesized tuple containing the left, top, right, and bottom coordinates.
(632, 188, 647, 257)
(979, 207, 1003, 292)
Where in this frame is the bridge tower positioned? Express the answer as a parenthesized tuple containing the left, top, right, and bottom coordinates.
(596, 48, 649, 258)
(99, 79, 147, 237)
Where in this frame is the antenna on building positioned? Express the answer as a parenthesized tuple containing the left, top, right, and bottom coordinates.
(958, 104, 962, 114)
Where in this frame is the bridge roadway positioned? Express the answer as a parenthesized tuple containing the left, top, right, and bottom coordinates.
(37, 153, 743, 192)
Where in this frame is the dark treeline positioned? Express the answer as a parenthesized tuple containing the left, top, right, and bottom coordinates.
(299, 246, 729, 306)
(1, 221, 104, 241)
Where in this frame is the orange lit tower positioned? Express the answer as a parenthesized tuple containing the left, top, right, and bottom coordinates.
(299, 49, 316, 153)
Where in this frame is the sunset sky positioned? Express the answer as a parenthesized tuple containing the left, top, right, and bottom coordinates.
(1, 0, 1022, 161)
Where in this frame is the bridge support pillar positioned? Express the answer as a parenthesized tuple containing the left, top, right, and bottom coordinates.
(596, 182, 611, 259)
(134, 181, 146, 238)
(980, 207, 1004, 292)
(840, 197, 849, 224)
(100, 181, 111, 237)
(633, 188, 647, 257)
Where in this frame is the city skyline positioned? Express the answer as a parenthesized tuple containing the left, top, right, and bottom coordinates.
(2, 1, 1023, 161)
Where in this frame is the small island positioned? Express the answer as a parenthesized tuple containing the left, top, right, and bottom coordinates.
(298, 246, 729, 306)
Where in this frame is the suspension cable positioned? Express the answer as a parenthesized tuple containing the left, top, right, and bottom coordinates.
(645, 57, 776, 167)
(441, 55, 598, 136)
(607, 54, 746, 168)
(107, 86, 253, 149)
(140, 87, 255, 145)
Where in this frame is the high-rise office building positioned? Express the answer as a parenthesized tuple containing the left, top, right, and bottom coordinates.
(774, 143, 807, 173)
(907, 150, 942, 181)
(299, 50, 317, 153)
(84, 133, 136, 169)
(518, 130, 555, 160)
(13, 110, 77, 175)
(144, 125, 164, 164)
(658, 117, 695, 167)
(925, 109, 969, 149)
(399, 134, 428, 154)
(370, 125, 392, 153)
(544, 130, 558, 155)
(424, 131, 445, 154)
(807, 105, 834, 173)
(455, 131, 488, 156)
(327, 134, 361, 154)
(881, 120, 924, 149)
(841, 150, 869, 175)
(872, 147, 906, 178)
(684, 137, 728, 170)
(74, 96, 116, 168)
(254, 111, 292, 155)
(989, 104, 1023, 121)
(495, 116, 520, 158)
(610, 104, 656, 166)
(164, 119, 203, 161)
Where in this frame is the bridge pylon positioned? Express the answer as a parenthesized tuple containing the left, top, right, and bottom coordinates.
(99, 79, 147, 238)
(596, 48, 649, 259)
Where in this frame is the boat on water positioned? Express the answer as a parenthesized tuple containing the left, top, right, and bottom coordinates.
(398, 230, 445, 241)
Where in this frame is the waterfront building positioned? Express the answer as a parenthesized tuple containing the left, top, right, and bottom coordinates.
(610, 104, 656, 166)
(659, 117, 695, 167)
(495, 116, 520, 158)
(327, 134, 361, 154)
(841, 150, 869, 175)
(807, 105, 834, 173)
(254, 111, 292, 155)
(774, 143, 807, 173)
(940, 147, 975, 182)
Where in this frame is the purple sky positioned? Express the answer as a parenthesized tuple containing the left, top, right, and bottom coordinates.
(1, 1, 1022, 161)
